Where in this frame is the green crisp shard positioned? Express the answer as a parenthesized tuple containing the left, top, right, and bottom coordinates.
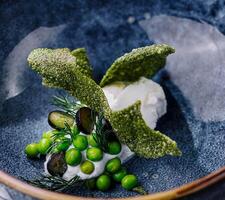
(71, 48, 93, 78)
(100, 44, 175, 87)
(27, 48, 111, 118)
(110, 101, 181, 159)
(27, 48, 93, 79)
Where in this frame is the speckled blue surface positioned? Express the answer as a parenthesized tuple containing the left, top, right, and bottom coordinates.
(1, 0, 225, 199)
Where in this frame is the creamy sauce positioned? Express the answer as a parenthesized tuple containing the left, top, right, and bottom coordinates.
(44, 77, 167, 180)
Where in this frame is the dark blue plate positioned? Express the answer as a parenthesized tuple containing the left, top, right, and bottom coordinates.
(1, 1, 225, 199)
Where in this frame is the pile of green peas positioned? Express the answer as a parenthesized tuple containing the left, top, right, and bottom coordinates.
(85, 159, 138, 191)
(25, 130, 56, 158)
(25, 127, 138, 191)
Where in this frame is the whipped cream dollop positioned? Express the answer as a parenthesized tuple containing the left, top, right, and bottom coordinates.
(103, 77, 167, 129)
(44, 77, 167, 180)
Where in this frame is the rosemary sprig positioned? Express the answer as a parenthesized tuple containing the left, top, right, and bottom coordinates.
(23, 175, 82, 192)
(52, 95, 84, 117)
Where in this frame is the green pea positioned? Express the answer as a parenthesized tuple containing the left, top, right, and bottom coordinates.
(112, 167, 127, 182)
(87, 134, 99, 147)
(25, 143, 39, 158)
(38, 138, 52, 155)
(108, 141, 121, 155)
(80, 160, 95, 174)
(121, 174, 138, 190)
(65, 148, 82, 166)
(86, 147, 103, 161)
(85, 178, 96, 190)
(73, 135, 88, 151)
(105, 157, 121, 173)
(56, 140, 71, 152)
(96, 175, 111, 191)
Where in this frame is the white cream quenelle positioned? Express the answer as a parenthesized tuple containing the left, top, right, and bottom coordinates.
(103, 77, 167, 129)
(44, 77, 167, 180)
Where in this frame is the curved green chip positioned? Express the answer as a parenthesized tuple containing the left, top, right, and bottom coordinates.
(27, 48, 111, 118)
(71, 48, 93, 78)
(110, 101, 181, 159)
(100, 44, 175, 87)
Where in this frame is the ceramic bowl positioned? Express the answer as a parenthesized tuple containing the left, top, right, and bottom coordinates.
(1, 1, 225, 199)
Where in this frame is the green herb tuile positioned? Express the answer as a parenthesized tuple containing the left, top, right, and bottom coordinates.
(100, 44, 175, 87)
(110, 101, 181, 158)
(27, 48, 111, 118)
(71, 48, 93, 78)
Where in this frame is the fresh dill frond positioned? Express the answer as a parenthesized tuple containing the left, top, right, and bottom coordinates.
(52, 95, 84, 117)
(92, 112, 114, 152)
(23, 175, 82, 192)
(48, 122, 74, 153)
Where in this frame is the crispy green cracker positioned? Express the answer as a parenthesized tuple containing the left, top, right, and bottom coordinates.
(27, 48, 111, 118)
(110, 101, 181, 158)
(71, 48, 93, 78)
(100, 44, 175, 87)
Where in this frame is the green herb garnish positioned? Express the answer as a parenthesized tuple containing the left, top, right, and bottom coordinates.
(52, 95, 84, 117)
(92, 112, 110, 152)
(23, 175, 82, 191)
(100, 44, 175, 87)
(48, 123, 74, 153)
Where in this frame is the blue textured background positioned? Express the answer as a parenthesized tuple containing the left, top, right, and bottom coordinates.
(1, 0, 225, 199)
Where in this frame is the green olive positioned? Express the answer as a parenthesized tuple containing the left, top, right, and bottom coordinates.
(96, 175, 111, 191)
(86, 147, 103, 161)
(80, 160, 95, 174)
(48, 110, 74, 130)
(121, 174, 138, 190)
(65, 148, 82, 166)
(25, 143, 39, 158)
(38, 138, 52, 155)
(87, 134, 99, 147)
(73, 135, 88, 151)
(112, 167, 127, 182)
(105, 157, 121, 173)
(108, 141, 121, 155)
(85, 178, 96, 190)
